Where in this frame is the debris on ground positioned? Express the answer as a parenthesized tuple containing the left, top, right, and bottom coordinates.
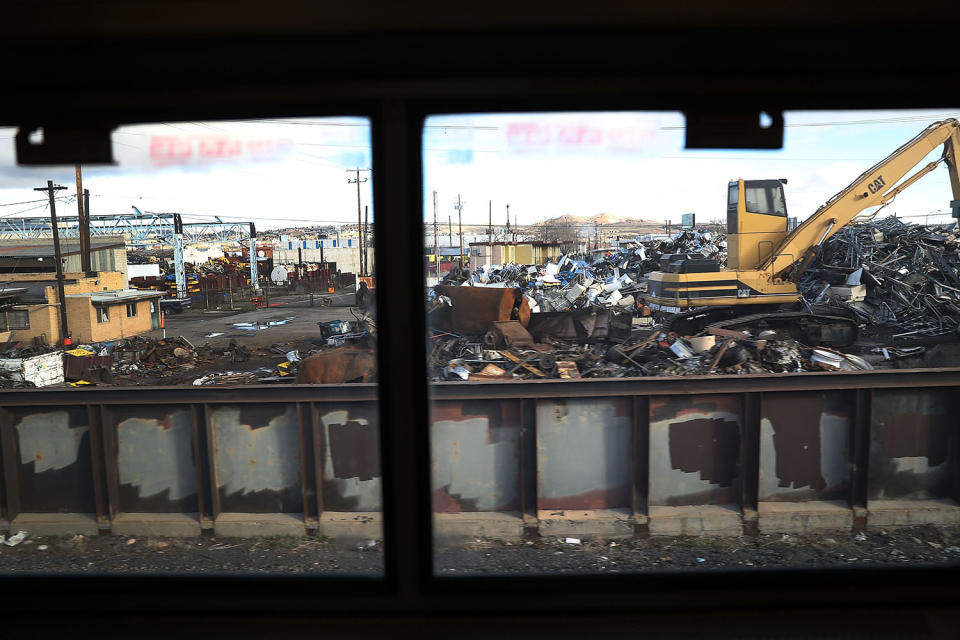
(429, 220, 960, 381)
(1, 531, 28, 547)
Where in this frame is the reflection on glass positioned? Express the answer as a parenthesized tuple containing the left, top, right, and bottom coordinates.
(425, 110, 960, 574)
(0, 119, 381, 575)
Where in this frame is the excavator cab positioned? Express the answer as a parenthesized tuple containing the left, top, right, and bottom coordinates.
(725, 178, 789, 270)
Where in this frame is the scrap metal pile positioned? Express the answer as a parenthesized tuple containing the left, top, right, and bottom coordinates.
(427, 225, 854, 380)
(0, 344, 59, 388)
(60, 336, 304, 386)
(428, 221, 960, 380)
(800, 217, 960, 341)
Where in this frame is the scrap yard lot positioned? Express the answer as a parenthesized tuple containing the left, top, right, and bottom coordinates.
(5, 215, 960, 388)
(3, 118, 960, 388)
(1, 112, 960, 575)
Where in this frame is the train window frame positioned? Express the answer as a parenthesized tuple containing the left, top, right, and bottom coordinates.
(0, 29, 959, 624)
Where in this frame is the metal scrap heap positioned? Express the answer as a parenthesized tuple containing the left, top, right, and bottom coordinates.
(800, 217, 960, 340)
(425, 220, 960, 380)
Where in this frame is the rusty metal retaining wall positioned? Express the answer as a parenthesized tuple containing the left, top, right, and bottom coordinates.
(1, 369, 959, 538)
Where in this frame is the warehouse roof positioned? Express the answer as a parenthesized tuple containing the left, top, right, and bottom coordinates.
(67, 289, 164, 305)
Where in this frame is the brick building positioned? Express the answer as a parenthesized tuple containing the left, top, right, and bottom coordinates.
(0, 271, 162, 345)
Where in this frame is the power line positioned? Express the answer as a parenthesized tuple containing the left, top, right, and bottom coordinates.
(0, 198, 48, 207)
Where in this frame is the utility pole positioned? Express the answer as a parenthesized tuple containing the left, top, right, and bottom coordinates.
(74, 165, 92, 274)
(432, 190, 439, 279)
(448, 216, 452, 249)
(347, 168, 370, 278)
(363, 205, 369, 277)
(487, 200, 493, 267)
(34, 181, 69, 344)
(173, 213, 186, 299)
(454, 194, 464, 269)
(505, 203, 511, 241)
(248, 222, 259, 292)
(81, 188, 92, 273)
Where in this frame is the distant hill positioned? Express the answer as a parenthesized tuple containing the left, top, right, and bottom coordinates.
(532, 213, 661, 227)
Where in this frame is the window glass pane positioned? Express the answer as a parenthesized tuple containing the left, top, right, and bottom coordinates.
(8, 309, 29, 329)
(744, 185, 771, 213)
(769, 185, 787, 216)
(424, 110, 960, 576)
(0, 118, 381, 576)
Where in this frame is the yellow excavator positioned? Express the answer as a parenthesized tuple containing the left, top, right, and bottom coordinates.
(645, 118, 960, 342)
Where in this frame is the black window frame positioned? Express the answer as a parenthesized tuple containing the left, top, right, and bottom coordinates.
(97, 306, 109, 323)
(0, 19, 959, 628)
(742, 179, 788, 217)
(6, 309, 29, 330)
(125, 302, 137, 318)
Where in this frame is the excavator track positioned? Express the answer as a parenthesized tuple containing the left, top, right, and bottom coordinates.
(708, 311, 858, 348)
(663, 306, 858, 347)
(662, 305, 745, 336)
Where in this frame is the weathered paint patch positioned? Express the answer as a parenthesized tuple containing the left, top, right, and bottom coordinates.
(17, 410, 88, 473)
(318, 404, 381, 512)
(668, 418, 740, 486)
(759, 392, 851, 502)
(116, 410, 197, 505)
(882, 413, 949, 467)
(431, 400, 521, 513)
(869, 390, 956, 500)
(211, 404, 303, 513)
(649, 395, 741, 507)
(12, 407, 96, 514)
(536, 397, 630, 510)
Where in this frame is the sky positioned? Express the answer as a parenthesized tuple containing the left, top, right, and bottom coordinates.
(422, 110, 960, 228)
(0, 110, 958, 232)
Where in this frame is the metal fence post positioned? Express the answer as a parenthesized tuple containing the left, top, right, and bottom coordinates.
(520, 398, 539, 540)
(740, 392, 762, 536)
(631, 396, 650, 537)
(850, 389, 873, 531)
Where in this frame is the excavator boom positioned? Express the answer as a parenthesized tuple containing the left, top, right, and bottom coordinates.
(764, 118, 960, 282)
(645, 118, 960, 313)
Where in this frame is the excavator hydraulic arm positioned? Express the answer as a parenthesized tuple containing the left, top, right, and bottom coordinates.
(764, 118, 960, 283)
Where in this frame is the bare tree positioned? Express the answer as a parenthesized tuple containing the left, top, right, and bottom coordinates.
(534, 223, 580, 244)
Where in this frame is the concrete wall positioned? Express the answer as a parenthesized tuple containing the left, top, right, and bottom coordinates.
(111, 405, 199, 514)
(537, 397, 631, 510)
(0, 299, 59, 346)
(431, 401, 521, 513)
(0, 384, 958, 539)
(67, 296, 156, 343)
(868, 389, 956, 500)
(63, 246, 128, 286)
(0, 273, 125, 345)
(2, 406, 98, 533)
(649, 395, 742, 508)
(759, 391, 852, 502)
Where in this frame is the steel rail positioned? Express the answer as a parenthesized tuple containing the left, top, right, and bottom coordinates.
(1, 365, 959, 406)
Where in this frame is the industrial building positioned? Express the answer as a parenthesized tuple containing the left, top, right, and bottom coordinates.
(0, 271, 162, 344)
(0, 237, 130, 287)
(468, 240, 575, 265)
